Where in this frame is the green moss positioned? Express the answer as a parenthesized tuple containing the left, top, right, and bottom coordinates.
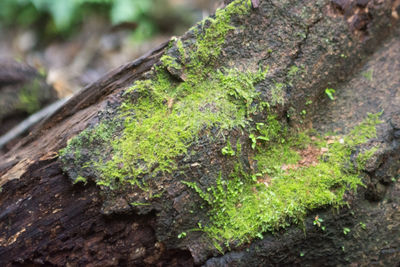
(59, 0, 383, 251)
(59, 120, 119, 184)
(96, 67, 267, 188)
(130, 202, 151, 206)
(73, 175, 87, 185)
(184, 113, 382, 248)
(270, 82, 285, 105)
(184, 0, 252, 81)
(176, 38, 186, 64)
(356, 147, 378, 168)
(194, 0, 250, 63)
(160, 54, 182, 70)
(17, 79, 42, 113)
(59, 0, 261, 190)
(344, 112, 382, 147)
(221, 140, 236, 156)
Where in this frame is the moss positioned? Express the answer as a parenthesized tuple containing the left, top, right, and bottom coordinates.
(194, 0, 251, 63)
(270, 82, 285, 105)
(73, 176, 87, 185)
(344, 112, 382, 147)
(183, 0, 252, 82)
(59, 0, 383, 251)
(16, 78, 42, 114)
(160, 54, 182, 70)
(59, 0, 261, 190)
(96, 67, 267, 188)
(176, 38, 186, 64)
(184, 113, 382, 248)
(59, 120, 120, 184)
(221, 140, 236, 156)
(130, 202, 151, 206)
(356, 147, 378, 168)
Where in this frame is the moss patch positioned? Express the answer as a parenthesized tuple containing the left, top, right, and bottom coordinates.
(183, 113, 382, 249)
(58, 0, 382, 252)
(59, 0, 256, 189)
(95, 67, 267, 188)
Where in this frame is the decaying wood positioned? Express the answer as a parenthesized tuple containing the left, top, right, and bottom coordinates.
(0, 0, 399, 266)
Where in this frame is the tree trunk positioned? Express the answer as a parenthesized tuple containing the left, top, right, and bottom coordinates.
(1, 0, 399, 266)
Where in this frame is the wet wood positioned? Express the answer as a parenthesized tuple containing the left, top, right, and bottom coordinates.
(0, 0, 399, 266)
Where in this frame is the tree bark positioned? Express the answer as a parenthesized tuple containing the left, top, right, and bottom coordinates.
(1, 0, 399, 266)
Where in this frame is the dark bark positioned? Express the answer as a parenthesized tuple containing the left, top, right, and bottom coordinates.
(0, 0, 399, 266)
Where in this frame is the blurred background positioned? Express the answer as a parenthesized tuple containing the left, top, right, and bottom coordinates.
(0, 0, 222, 154)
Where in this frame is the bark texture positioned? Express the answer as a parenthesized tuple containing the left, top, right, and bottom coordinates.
(0, 0, 399, 266)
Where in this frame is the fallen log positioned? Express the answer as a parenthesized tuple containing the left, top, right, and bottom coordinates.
(0, 0, 399, 266)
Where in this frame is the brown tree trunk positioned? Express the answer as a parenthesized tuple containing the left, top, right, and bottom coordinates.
(1, 0, 399, 266)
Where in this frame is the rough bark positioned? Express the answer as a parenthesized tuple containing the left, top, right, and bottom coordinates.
(0, 0, 399, 266)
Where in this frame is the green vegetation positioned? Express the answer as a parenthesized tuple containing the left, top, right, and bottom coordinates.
(130, 202, 151, 206)
(60, 0, 256, 189)
(325, 88, 336, 100)
(178, 232, 187, 239)
(221, 141, 236, 156)
(73, 176, 87, 185)
(59, 0, 383, 252)
(194, 1, 250, 63)
(343, 227, 351, 235)
(96, 66, 265, 188)
(0, 0, 187, 40)
(313, 216, 324, 228)
(362, 69, 374, 81)
(183, 113, 382, 249)
(270, 82, 285, 105)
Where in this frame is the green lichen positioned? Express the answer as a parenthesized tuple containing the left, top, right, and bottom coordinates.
(184, 113, 382, 248)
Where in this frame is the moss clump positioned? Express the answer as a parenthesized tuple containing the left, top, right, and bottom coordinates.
(60, 0, 258, 188)
(73, 176, 87, 185)
(270, 82, 285, 105)
(59, 120, 120, 184)
(194, 0, 250, 63)
(97, 67, 267, 188)
(184, 113, 382, 249)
